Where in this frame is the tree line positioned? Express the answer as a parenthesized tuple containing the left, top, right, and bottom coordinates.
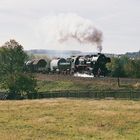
(107, 56, 140, 78)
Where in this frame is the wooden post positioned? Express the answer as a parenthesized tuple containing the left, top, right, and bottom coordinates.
(117, 77, 120, 87)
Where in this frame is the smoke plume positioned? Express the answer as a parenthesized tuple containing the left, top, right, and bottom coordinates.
(38, 14, 103, 52)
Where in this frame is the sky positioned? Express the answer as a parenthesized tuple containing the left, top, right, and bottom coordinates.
(0, 0, 140, 54)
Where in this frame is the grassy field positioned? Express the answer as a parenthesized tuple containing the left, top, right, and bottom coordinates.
(36, 74, 140, 92)
(0, 74, 140, 93)
(0, 99, 140, 140)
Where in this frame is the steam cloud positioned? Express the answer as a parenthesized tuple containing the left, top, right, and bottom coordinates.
(39, 14, 103, 52)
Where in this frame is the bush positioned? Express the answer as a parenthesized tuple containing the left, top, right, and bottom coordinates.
(0, 39, 37, 99)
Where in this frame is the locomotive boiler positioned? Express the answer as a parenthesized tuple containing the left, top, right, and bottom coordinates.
(50, 58, 71, 73)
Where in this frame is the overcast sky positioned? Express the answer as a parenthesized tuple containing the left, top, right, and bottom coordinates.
(0, 0, 140, 54)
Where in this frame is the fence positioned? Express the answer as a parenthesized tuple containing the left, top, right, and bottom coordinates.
(0, 90, 140, 100)
(0, 92, 8, 100)
(38, 89, 140, 100)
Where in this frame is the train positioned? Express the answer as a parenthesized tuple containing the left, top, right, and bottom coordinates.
(25, 53, 111, 77)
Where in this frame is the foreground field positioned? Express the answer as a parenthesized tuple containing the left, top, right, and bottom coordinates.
(0, 99, 140, 140)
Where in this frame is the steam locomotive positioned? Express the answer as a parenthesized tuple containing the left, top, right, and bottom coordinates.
(25, 53, 111, 77)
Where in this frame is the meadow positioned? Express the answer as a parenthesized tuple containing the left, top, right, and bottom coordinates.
(0, 99, 140, 140)
(36, 74, 140, 92)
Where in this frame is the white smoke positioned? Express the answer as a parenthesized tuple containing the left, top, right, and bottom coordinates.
(38, 13, 103, 52)
(74, 72, 94, 78)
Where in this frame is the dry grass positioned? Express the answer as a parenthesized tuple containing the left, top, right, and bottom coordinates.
(0, 99, 140, 140)
(133, 82, 140, 89)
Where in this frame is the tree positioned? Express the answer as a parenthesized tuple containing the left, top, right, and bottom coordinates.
(124, 59, 140, 78)
(107, 57, 125, 77)
(107, 56, 140, 78)
(0, 39, 37, 99)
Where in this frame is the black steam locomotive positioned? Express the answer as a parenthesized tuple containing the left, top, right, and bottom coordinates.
(25, 53, 111, 77)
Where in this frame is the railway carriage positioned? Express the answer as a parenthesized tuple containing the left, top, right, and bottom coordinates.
(25, 53, 111, 76)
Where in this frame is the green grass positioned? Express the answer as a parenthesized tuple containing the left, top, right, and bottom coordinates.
(1, 74, 139, 92)
(37, 81, 90, 92)
(0, 99, 140, 140)
(36, 75, 140, 92)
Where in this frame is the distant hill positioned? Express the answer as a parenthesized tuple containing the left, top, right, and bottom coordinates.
(26, 49, 140, 59)
(105, 51, 140, 59)
(125, 51, 140, 59)
(26, 49, 82, 58)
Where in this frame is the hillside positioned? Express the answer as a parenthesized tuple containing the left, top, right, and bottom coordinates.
(125, 51, 140, 59)
(26, 49, 82, 58)
(26, 49, 140, 59)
